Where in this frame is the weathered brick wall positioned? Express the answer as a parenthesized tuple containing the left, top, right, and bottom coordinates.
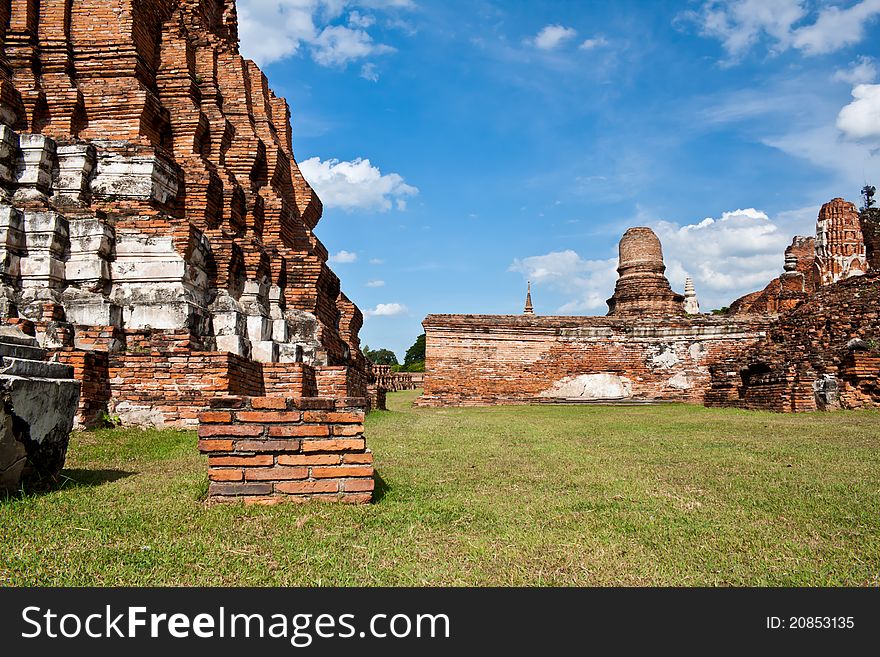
(707, 272, 880, 412)
(418, 315, 771, 406)
(199, 396, 373, 504)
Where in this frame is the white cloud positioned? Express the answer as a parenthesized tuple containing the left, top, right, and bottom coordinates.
(509, 251, 618, 313)
(329, 249, 358, 263)
(791, 0, 880, 55)
(237, 1, 410, 67)
(360, 62, 380, 81)
(299, 157, 418, 212)
(510, 206, 818, 314)
(836, 83, 880, 141)
(364, 302, 407, 317)
(311, 24, 395, 66)
(686, 0, 880, 60)
(366, 279, 385, 287)
(652, 208, 808, 309)
(369, 258, 385, 265)
(348, 10, 375, 28)
(833, 56, 877, 85)
(579, 36, 609, 50)
(531, 24, 578, 50)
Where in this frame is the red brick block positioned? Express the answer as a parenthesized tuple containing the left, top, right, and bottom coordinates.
(311, 466, 373, 479)
(342, 478, 375, 492)
(198, 439, 234, 452)
(245, 467, 308, 481)
(332, 425, 363, 437)
(277, 454, 341, 466)
(303, 411, 363, 423)
(198, 411, 233, 424)
(199, 424, 264, 437)
(275, 480, 339, 494)
(209, 455, 274, 467)
(250, 397, 289, 410)
(300, 439, 365, 452)
(209, 469, 243, 482)
(342, 452, 373, 465)
(237, 411, 303, 423)
(268, 425, 330, 437)
(235, 440, 301, 452)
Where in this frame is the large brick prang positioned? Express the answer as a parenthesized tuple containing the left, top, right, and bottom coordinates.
(199, 396, 374, 504)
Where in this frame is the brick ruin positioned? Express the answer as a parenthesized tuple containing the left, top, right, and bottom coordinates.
(419, 227, 772, 407)
(707, 198, 879, 412)
(0, 0, 373, 502)
(420, 206, 880, 412)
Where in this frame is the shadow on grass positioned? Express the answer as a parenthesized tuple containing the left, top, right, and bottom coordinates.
(1, 468, 134, 502)
(372, 470, 390, 504)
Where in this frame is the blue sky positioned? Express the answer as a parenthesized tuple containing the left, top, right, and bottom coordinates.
(238, 0, 880, 359)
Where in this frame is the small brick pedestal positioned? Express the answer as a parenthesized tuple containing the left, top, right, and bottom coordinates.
(198, 396, 374, 504)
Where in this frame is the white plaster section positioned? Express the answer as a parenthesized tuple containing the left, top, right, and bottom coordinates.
(667, 372, 691, 389)
(91, 150, 179, 204)
(650, 344, 679, 369)
(53, 144, 96, 204)
(0, 124, 19, 191)
(109, 401, 166, 429)
(14, 134, 56, 201)
(110, 231, 209, 331)
(540, 373, 633, 400)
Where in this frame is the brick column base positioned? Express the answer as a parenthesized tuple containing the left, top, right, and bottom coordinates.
(198, 396, 374, 504)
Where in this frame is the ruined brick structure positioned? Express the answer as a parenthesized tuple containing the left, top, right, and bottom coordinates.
(199, 395, 374, 504)
(418, 313, 772, 406)
(419, 226, 772, 406)
(606, 227, 684, 317)
(0, 0, 373, 501)
(707, 272, 880, 411)
(421, 202, 879, 412)
(729, 237, 818, 315)
(814, 198, 867, 285)
(708, 197, 878, 412)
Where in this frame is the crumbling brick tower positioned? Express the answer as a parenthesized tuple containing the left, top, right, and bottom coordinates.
(0, 1, 374, 501)
(814, 198, 868, 286)
(606, 227, 685, 316)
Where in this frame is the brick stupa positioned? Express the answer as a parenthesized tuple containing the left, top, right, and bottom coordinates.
(606, 227, 684, 317)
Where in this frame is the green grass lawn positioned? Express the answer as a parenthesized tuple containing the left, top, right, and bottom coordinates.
(2, 390, 879, 586)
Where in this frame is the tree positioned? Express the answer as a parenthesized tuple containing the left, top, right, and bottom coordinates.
(401, 333, 426, 371)
(362, 345, 398, 366)
(404, 333, 426, 365)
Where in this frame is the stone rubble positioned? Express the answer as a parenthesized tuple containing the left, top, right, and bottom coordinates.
(0, 324, 79, 492)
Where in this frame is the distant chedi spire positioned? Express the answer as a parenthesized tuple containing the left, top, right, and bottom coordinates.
(683, 277, 700, 314)
(523, 281, 534, 315)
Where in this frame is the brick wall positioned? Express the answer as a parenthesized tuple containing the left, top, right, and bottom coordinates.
(198, 395, 373, 504)
(418, 314, 771, 406)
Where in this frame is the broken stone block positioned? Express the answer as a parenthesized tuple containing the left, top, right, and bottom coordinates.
(14, 133, 56, 201)
(65, 217, 114, 292)
(0, 203, 25, 283)
(90, 149, 179, 205)
(111, 230, 209, 331)
(252, 340, 279, 363)
(53, 143, 97, 204)
(0, 324, 80, 492)
(0, 124, 19, 188)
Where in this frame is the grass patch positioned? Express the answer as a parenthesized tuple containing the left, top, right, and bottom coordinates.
(2, 391, 879, 586)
